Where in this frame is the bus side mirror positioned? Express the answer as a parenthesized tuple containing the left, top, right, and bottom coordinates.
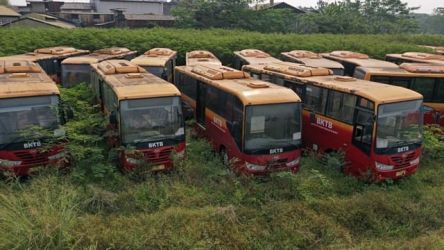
(109, 111, 117, 125)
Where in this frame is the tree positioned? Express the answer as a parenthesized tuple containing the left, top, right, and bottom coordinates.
(0, 0, 9, 5)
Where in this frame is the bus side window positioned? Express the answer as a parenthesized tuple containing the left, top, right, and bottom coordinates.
(231, 97, 243, 150)
(251, 73, 260, 80)
(434, 79, 444, 102)
(353, 109, 374, 154)
(326, 90, 357, 124)
(370, 76, 390, 84)
(390, 77, 411, 88)
(205, 85, 227, 118)
(261, 74, 270, 81)
(284, 80, 305, 101)
(411, 78, 435, 102)
(305, 85, 327, 114)
(353, 68, 366, 79)
(181, 75, 197, 100)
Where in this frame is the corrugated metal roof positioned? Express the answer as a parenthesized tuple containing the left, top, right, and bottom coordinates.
(124, 14, 175, 21)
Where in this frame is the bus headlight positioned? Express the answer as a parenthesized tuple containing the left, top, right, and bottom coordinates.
(245, 162, 266, 171)
(0, 159, 22, 167)
(375, 162, 394, 171)
(48, 151, 66, 160)
(410, 157, 420, 165)
(126, 157, 145, 165)
(286, 157, 300, 167)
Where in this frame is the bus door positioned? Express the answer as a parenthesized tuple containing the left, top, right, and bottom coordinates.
(196, 81, 206, 128)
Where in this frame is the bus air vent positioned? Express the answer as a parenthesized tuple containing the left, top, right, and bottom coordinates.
(9, 73, 30, 78)
(191, 66, 223, 80)
(247, 81, 269, 88)
(145, 48, 175, 57)
(125, 73, 144, 79)
(239, 49, 270, 58)
(95, 48, 130, 55)
(334, 76, 356, 82)
(34, 47, 77, 55)
(98, 60, 142, 75)
(288, 50, 321, 59)
(402, 52, 444, 61)
(400, 63, 444, 74)
(4, 61, 41, 73)
(188, 51, 214, 59)
(330, 51, 369, 59)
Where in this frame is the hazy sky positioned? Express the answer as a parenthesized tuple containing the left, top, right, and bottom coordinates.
(8, 0, 442, 14)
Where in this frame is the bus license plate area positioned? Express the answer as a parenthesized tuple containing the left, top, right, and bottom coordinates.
(151, 164, 165, 171)
(396, 170, 406, 177)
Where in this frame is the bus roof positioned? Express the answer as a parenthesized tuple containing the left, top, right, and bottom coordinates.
(62, 47, 137, 65)
(176, 64, 301, 105)
(0, 60, 59, 99)
(130, 48, 177, 67)
(419, 45, 444, 55)
(243, 62, 422, 105)
(281, 50, 344, 69)
(357, 63, 444, 77)
(186, 50, 222, 66)
(385, 52, 444, 66)
(91, 60, 180, 101)
(322, 50, 399, 68)
(234, 49, 281, 65)
(0, 46, 89, 62)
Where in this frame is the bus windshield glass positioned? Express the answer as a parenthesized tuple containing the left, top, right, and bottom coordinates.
(245, 103, 301, 154)
(0, 96, 59, 145)
(120, 96, 184, 144)
(62, 64, 91, 87)
(376, 100, 423, 150)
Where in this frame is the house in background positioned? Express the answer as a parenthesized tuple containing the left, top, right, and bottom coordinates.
(91, 0, 166, 15)
(2, 13, 76, 28)
(0, 6, 21, 25)
(60, 3, 94, 13)
(26, 0, 64, 13)
(254, 1, 306, 14)
(57, 12, 113, 27)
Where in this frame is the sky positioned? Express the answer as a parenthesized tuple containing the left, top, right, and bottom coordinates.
(8, 0, 442, 14)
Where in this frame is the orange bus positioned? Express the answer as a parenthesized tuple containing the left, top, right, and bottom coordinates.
(233, 49, 281, 69)
(385, 52, 444, 66)
(0, 46, 89, 83)
(90, 60, 185, 171)
(322, 50, 399, 76)
(0, 60, 67, 176)
(61, 47, 137, 87)
(281, 50, 344, 75)
(353, 63, 444, 126)
(131, 48, 177, 82)
(243, 62, 424, 181)
(174, 64, 302, 175)
(186, 50, 222, 66)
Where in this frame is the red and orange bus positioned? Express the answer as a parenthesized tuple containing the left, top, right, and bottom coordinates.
(354, 63, 444, 126)
(0, 46, 89, 83)
(174, 63, 302, 175)
(385, 52, 444, 66)
(0, 60, 67, 176)
(61, 47, 137, 87)
(233, 49, 281, 69)
(131, 48, 177, 82)
(243, 61, 424, 181)
(90, 60, 185, 171)
(281, 50, 344, 75)
(186, 50, 222, 66)
(322, 50, 399, 76)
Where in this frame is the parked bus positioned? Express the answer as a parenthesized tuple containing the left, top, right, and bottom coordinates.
(0, 60, 67, 176)
(131, 48, 177, 82)
(0, 46, 89, 83)
(233, 49, 281, 69)
(322, 50, 399, 76)
(353, 63, 444, 126)
(243, 61, 423, 181)
(420, 46, 444, 55)
(186, 50, 222, 66)
(90, 60, 185, 171)
(174, 63, 302, 175)
(281, 50, 344, 75)
(61, 47, 137, 87)
(386, 52, 444, 66)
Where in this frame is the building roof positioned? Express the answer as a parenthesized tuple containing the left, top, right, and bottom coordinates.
(255, 2, 305, 13)
(234, 49, 282, 66)
(0, 46, 89, 62)
(60, 2, 92, 10)
(124, 14, 175, 21)
(62, 47, 137, 65)
(131, 48, 177, 67)
(0, 60, 59, 99)
(385, 52, 444, 66)
(322, 51, 399, 68)
(186, 50, 222, 66)
(176, 64, 301, 105)
(2, 13, 76, 29)
(0, 5, 21, 17)
(281, 50, 344, 69)
(243, 62, 422, 105)
(91, 60, 180, 101)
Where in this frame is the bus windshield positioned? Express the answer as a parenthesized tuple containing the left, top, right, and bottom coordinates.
(0, 96, 60, 146)
(376, 100, 423, 151)
(120, 96, 184, 144)
(62, 64, 91, 87)
(245, 103, 301, 154)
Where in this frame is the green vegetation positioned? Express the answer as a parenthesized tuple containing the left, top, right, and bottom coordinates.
(0, 29, 444, 248)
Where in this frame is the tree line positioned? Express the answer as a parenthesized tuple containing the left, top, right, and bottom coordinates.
(171, 0, 444, 34)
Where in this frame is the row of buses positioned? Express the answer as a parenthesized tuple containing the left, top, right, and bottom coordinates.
(0, 45, 442, 181)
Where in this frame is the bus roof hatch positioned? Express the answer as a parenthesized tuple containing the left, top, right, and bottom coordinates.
(97, 60, 143, 75)
(330, 51, 369, 59)
(239, 49, 271, 58)
(287, 50, 321, 59)
(1, 60, 41, 74)
(400, 63, 444, 74)
(34, 46, 78, 55)
(402, 52, 444, 61)
(145, 48, 175, 57)
(94, 47, 131, 55)
(187, 50, 216, 59)
(191, 65, 249, 80)
(264, 63, 332, 77)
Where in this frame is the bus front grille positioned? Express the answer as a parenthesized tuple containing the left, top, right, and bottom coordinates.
(391, 152, 416, 168)
(144, 147, 173, 164)
(267, 158, 288, 169)
(14, 151, 49, 166)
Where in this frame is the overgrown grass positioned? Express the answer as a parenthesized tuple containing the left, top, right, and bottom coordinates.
(0, 30, 444, 248)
